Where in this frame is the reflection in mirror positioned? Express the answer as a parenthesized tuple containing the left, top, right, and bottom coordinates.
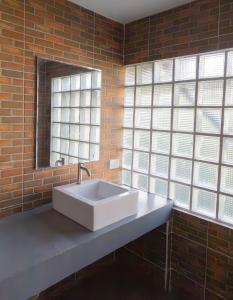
(36, 58, 101, 169)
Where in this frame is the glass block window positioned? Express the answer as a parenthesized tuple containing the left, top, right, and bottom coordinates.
(50, 70, 101, 166)
(123, 49, 233, 227)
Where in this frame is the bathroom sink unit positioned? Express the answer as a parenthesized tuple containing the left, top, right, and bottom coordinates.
(53, 180, 139, 231)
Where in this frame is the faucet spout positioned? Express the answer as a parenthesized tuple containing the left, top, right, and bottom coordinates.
(77, 162, 91, 184)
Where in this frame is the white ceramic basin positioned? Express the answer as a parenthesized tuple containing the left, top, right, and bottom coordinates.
(53, 179, 139, 231)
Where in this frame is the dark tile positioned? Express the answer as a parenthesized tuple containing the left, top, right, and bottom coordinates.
(208, 222, 233, 258)
(205, 289, 227, 300)
(144, 229, 167, 269)
(171, 234, 206, 285)
(172, 210, 208, 245)
(170, 270, 204, 300)
(206, 249, 233, 300)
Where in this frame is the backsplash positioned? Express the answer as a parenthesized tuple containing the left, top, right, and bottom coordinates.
(0, 0, 124, 216)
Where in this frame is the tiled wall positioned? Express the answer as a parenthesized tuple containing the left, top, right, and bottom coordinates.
(0, 0, 124, 216)
(124, 0, 233, 65)
(171, 210, 233, 300)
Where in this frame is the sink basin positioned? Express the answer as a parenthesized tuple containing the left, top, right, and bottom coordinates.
(53, 179, 139, 231)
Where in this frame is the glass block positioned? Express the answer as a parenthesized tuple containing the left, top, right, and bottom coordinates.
(52, 93, 61, 107)
(169, 182, 190, 209)
(80, 91, 91, 106)
(172, 133, 193, 158)
(171, 158, 192, 184)
(195, 135, 220, 163)
(150, 177, 168, 197)
(69, 157, 79, 164)
(132, 172, 148, 191)
(198, 80, 223, 106)
(52, 78, 61, 92)
(150, 154, 169, 178)
(69, 141, 79, 156)
(71, 74, 80, 91)
(153, 108, 171, 130)
(92, 71, 101, 89)
(136, 86, 152, 106)
(175, 56, 196, 81)
(192, 188, 217, 218)
(60, 124, 69, 139)
(196, 108, 221, 134)
(174, 82, 195, 106)
(79, 142, 89, 160)
(220, 166, 233, 195)
(70, 125, 79, 140)
(80, 125, 90, 142)
(154, 84, 172, 106)
(134, 130, 150, 151)
(124, 108, 134, 128)
(199, 52, 225, 79)
(50, 152, 60, 166)
(133, 151, 149, 173)
(224, 108, 233, 135)
(125, 87, 135, 106)
(91, 108, 100, 125)
(81, 73, 91, 89)
(122, 149, 132, 169)
(222, 138, 233, 165)
(70, 108, 79, 123)
(70, 91, 80, 107)
(51, 138, 60, 152)
(61, 92, 70, 107)
(135, 108, 151, 129)
(61, 108, 70, 123)
(125, 66, 135, 86)
(154, 59, 173, 83)
(123, 129, 133, 149)
(90, 143, 99, 161)
(136, 63, 153, 85)
(90, 126, 100, 143)
(219, 194, 233, 224)
(173, 108, 194, 132)
(79, 108, 90, 124)
(227, 51, 233, 77)
(52, 108, 61, 122)
(193, 161, 218, 190)
(61, 77, 70, 91)
(225, 79, 233, 106)
(92, 90, 101, 107)
(60, 139, 69, 154)
(51, 123, 60, 137)
(152, 131, 170, 154)
(122, 169, 131, 186)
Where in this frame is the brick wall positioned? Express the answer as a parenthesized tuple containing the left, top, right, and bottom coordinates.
(0, 0, 124, 216)
(125, 0, 233, 65)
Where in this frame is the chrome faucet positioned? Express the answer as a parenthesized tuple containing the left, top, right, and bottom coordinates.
(77, 162, 91, 184)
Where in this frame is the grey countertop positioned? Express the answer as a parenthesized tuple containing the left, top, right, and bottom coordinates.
(0, 191, 172, 300)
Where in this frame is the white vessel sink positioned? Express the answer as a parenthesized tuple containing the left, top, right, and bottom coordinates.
(53, 179, 139, 231)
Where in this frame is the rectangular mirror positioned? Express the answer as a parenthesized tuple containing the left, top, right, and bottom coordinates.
(36, 58, 101, 169)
